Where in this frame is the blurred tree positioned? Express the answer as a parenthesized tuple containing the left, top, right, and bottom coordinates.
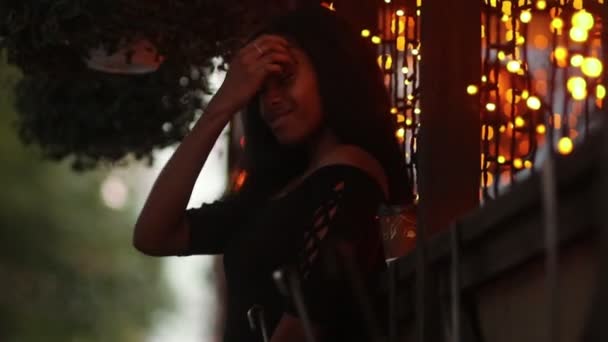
(0, 53, 172, 341)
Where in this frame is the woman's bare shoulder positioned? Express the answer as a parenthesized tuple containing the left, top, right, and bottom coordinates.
(317, 144, 389, 198)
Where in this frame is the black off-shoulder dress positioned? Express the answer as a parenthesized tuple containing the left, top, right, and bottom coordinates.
(182, 164, 388, 342)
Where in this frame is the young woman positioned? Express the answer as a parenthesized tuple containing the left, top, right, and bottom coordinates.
(133, 6, 413, 342)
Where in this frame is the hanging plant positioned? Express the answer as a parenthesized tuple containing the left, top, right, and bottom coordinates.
(13, 60, 199, 171)
(1, 0, 281, 171)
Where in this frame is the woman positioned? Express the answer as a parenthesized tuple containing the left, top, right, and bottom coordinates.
(133, 6, 413, 342)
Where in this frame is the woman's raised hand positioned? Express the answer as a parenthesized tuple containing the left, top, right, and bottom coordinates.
(206, 35, 295, 115)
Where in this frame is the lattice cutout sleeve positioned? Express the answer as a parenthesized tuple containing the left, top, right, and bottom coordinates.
(283, 176, 386, 330)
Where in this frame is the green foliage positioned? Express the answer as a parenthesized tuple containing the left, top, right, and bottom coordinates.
(0, 58, 173, 342)
(0, 0, 276, 171)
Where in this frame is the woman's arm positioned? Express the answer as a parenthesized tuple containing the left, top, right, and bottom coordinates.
(132, 105, 234, 256)
(133, 35, 295, 256)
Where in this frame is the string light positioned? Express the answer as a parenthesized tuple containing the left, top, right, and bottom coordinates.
(536, 0, 547, 10)
(396, 9, 405, 16)
(524, 160, 533, 169)
(570, 54, 584, 67)
(513, 158, 523, 169)
(497, 155, 506, 164)
(551, 18, 564, 30)
(486, 103, 497, 111)
(536, 124, 546, 134)
(526, 96, 541, 110)
(467, 85, 479, 95)
(515, 116, 525, 127)
(572, 10, 594, 30)
(520, 10, 532, 23)
(581, 57, 603, 78)
(371, 36, 382, 44)
(569, 27, 588, 42)
(558, 137, 574, 155)
(361, 29, 371, 37)
(597, 85, 606, 99)
(507, 60, 521, 73)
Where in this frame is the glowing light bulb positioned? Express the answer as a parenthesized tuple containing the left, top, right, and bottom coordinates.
(581, 57, 603, 78)
(384, 0, 391, 3)
(536, 0, 547, 9)
(405, 118, 413, 126)
(569, 27, 588, 42)
(497, 51, 506, 60)
(411, 48, 420, 55)
(361, 29, 371, 37)
(570, 54, 584, 67)
(390, 107, 398, 114)
(572, 10, 594, 31)
(507, 60, 521, 73)
(515, 116, 525, 127)
(486, 103, 497, 111)
(482, 75, 488, 83)
(397, 114, 405, 123)
(524, 160, 533, 169)
(558, 137, 573, 155)
(513, 158, 523, 169)
(371, 36, 382, 44)
(497, 155, 506, 164)
(551, 18, 564, 30)
(554, 46, 568, 61)
(520, 10, 532, 23)
(467, 85, 479, 95)
(521, 90, 530, 99)
(414, 108, 422, 115)
(597, 85, 606, 99)
(396, 127, 406, 139)
(499, 125, 507, 133)
(536, 124, 546, 134)
(526, 96, 541, 110)
(567, 76, 587, 100)
(402, 66, 409, 74)
(396, 9, 405, 16)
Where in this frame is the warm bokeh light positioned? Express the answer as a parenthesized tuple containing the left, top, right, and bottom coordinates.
(515, 116, 525, 128)
(486, 103, 497, 112)
(397, 114, 405, 123)
(396, 127, 406, 139)
(411, 48, 420, 55)
(361, 29, 371, 37)
(499, 125, 506, 133)
(513, 158, 523, 169)
(505, 88, 521, 104)
(571, 10, 594, 31)
(526, 96, 541, 110)
(570, 54, 584, 67)
(497, 155, 506, 164)
(467, 85, 479, 95)
(520, 10, 532, 23)
(396, 9, 405, 16)
(482, 75, 488, 83)
(536, 124, 546, 134)
(569, 27, 588, 42)
(597, 85, 606, 99)
(405, 118, 413, 126)
(524, 160, 533, 169)
(414, 108, 422, 115)
(397, 36, 406, 51)
(371, 35, 382, 44)
(536, 0, 547, 9)
(567, 77, 587, 100)
(390, 107, 398, 114)
(581, 57, 603, 78)
(507, 60, 521, 73)
(554, 47, 568, 61)
(497, 51, 506, 60)
(484, 125, 495, 140)
(402, 66, 409, 74)
(558, 137, 574, 155)
(551, 18, 564, 30)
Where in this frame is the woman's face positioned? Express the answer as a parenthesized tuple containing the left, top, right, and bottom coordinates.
(259, 44, 324, 146)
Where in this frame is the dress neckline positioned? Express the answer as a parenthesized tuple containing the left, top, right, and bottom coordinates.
(268, 163, 384, 202)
